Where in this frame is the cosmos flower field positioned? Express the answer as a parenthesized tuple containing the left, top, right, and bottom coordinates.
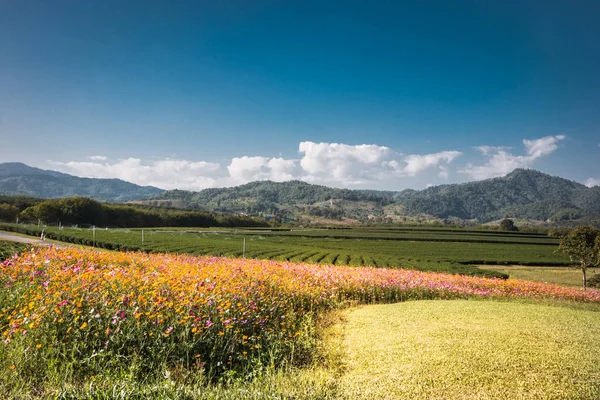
(1, 246, 599, 381)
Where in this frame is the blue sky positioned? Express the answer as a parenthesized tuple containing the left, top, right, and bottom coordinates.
(1, 0, 599, 190)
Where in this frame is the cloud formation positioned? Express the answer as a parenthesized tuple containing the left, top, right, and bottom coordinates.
(297, 142, 461, 184)
(49, 142, 463, 190)
(404, 151, 461, 176)
(585, 177, 600, 188)
(227, 156, 299, 184)
(47, 137, 566, 191)
(50, 158, 221, 190)
(459, 135, 565, 180)
(298, 141, 401, 184)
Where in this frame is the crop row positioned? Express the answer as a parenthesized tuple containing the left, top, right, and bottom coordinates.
(0, 224, 571, 274)
(238, 230, 560, 245)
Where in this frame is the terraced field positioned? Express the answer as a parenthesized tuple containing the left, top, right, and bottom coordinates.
(0, 223, 570, 278)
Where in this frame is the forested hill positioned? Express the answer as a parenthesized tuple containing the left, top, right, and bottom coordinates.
(2, 162, 598, 225)
(396, 169, 600, 221)
(153, 169, 600, 225)
(154, 180, 396, 210)
(0, 162, 163, 202)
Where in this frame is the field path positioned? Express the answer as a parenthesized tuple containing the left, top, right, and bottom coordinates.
(337, 300, 600, 399)
(0, 231, 68, 248)
(0, 231, 48, 244)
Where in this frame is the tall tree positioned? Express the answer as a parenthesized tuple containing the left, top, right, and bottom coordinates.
(558, 226, 600, 290)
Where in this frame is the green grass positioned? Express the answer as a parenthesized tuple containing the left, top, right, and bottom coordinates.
(0, 239, 28, 261)
(6, 300, 600, 399)
(339, 300, 600, 400)
(479, 265, 600, 288)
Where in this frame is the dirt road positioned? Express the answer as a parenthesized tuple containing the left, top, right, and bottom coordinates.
(0, 231, 52, 245)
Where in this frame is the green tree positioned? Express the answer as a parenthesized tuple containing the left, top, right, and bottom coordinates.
(558, 226, 600, 290)
(499, 218, 518, 231)
(0, 203, 19, 222)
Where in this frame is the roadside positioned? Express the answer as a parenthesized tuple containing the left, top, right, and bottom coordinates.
(0, 231, 66, 247)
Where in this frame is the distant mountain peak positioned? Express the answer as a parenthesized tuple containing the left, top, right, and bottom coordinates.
(0, 162, 164, 202)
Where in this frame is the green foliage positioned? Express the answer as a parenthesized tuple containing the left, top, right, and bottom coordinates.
(0, 240, 28, 261)
(548, 228, 570, 237)
(0, 195, 43, 210)
(0, 204, 19, 222)
(17, 197, 268, 228)
(399, 169, 600, 223)
(558, 226, 600, 289)
(154, 180, 395, 219)
(588, 273, 600, 289)
(499, 218, 518, 231)
(559, 227, 600, 266)
(307, 207, 344, 220)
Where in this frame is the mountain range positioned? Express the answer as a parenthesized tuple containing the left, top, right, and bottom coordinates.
(0, 162, 162, 202)
(151, 168, 600, 226)
(1, 162, 599, 225)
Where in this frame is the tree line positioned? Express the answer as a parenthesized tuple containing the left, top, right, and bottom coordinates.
(0, 196, 268, 228)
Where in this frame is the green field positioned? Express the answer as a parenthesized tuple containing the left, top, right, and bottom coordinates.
(0, 223, 571, 279)
(479, 265, 599, 288)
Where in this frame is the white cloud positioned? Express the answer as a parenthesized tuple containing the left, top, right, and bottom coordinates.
(403, 151, 461, 176)
(460, 135, 565, 180)
(585, 178, 600, 187)
(438, 165, 449, 179)
(44, 141, 466, 191)
(523, 134, 565, 158)
(475, 145, 510, 155)
(50, 158, 222, 190)
(298, 141, 401, 184)
(227, 156, 299, 184)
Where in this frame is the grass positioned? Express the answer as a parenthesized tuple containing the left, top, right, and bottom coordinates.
(0, 239, 27, 261)
(19, 300, 600, 399)
(479, 265, 600, 288)
(339, 300, 600, 400)
(48, 312, 346, 400)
